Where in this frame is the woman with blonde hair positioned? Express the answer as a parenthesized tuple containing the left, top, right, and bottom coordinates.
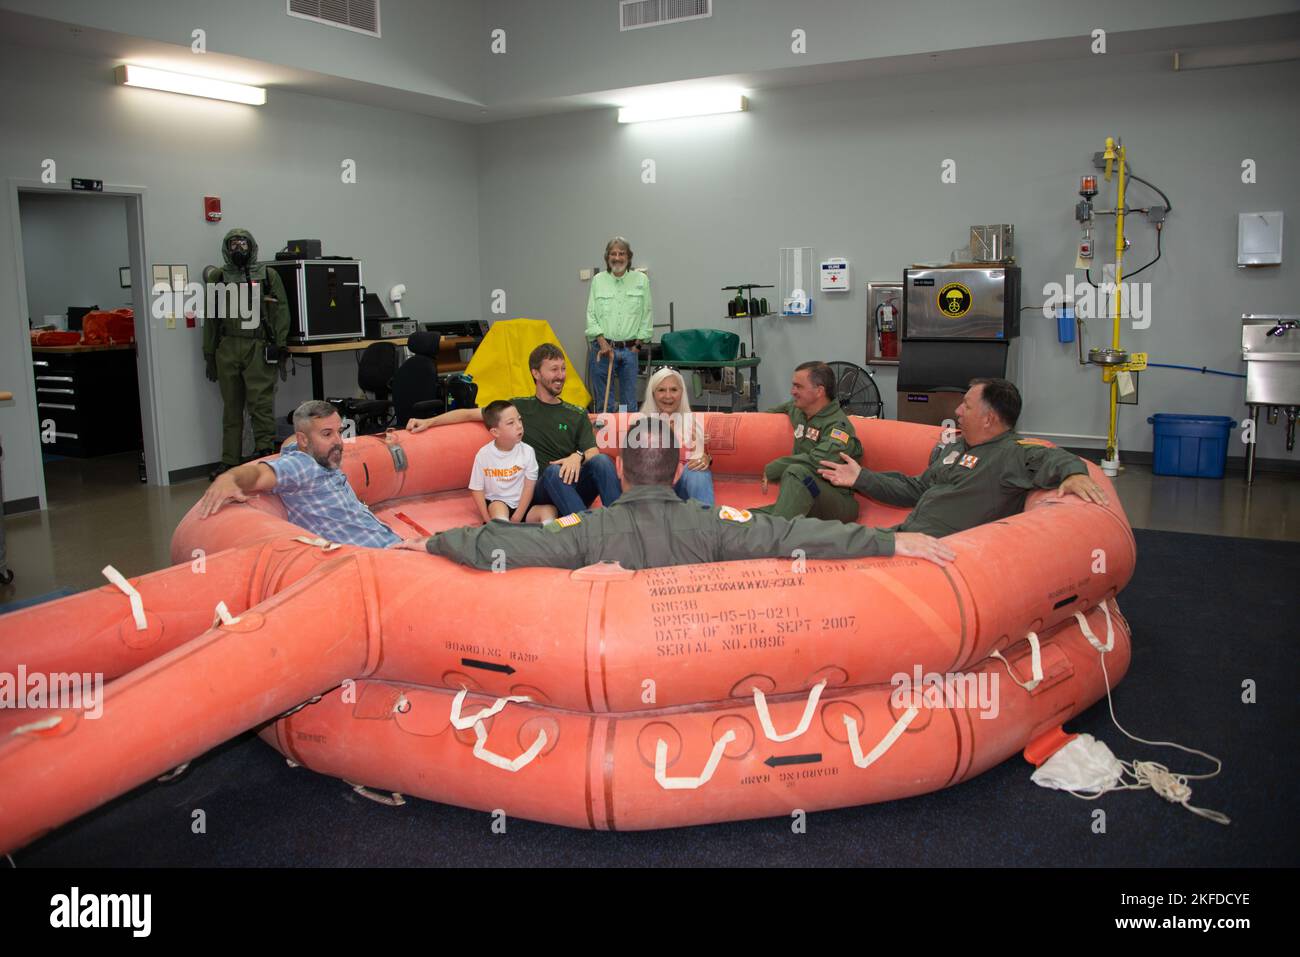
(639, 367, 714, 505)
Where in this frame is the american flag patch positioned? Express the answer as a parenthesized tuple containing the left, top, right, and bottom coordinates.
(959, 454, 979, 469)
(556, 513, 582, 527)
(830, 428, 849, 443)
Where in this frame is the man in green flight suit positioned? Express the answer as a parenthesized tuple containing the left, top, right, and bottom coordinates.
(202, 228, 290, 479)
(756, 361, 863, 523)
(391, 428, 956, 568)
(817, 378, 1109, 536)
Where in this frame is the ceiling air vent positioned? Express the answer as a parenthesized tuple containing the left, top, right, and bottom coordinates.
(620, 0, 712, 32)
(287, 0, 381, 38)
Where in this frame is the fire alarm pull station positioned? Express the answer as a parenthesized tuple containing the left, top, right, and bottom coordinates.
(204, 196, 222, 223)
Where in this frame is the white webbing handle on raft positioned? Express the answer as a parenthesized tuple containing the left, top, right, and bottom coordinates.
(1075, 599, 1115, 653)
(102, 565, 146, 631)
(843, 709, 919, 769)
(213, 601, 241, 627)
(449, 688, 532, 730)
(471, 720, 547, 773)
(654, 730, 736, 791)
(753, 679, 827, 743)
(293, 535, 342, 552)
(989, 632, 1044, 691)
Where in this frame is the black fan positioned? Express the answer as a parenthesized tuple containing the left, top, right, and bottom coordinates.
(826, 361, 883, 418)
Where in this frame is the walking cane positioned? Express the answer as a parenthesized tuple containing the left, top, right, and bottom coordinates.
(602, 350, 613, 413)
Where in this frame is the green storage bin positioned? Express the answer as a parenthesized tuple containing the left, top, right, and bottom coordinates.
(660, 328, 740, 363)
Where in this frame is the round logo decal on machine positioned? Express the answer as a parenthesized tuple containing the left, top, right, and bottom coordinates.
(937, 282, 973, 318)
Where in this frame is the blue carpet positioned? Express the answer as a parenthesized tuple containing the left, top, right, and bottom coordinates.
(16, 529, 1300, 867)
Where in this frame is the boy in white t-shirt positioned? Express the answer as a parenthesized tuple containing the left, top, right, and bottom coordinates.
(469, 400, 555, 524)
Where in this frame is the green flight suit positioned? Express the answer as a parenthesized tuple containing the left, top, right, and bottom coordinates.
(854, 431, 1088, 537)
(425, 485, 895, 570)
(203, 228, 291, 466)
(758, 400, 863, 522)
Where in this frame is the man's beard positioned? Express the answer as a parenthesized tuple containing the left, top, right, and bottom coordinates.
(544, 378, 563, 397)
(313, 445, 343, 469)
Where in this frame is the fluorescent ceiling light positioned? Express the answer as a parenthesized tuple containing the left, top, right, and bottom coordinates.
(1173, 40, 1300, 71)
(114, 64, 267, 105)
(617, 91, 747, 123)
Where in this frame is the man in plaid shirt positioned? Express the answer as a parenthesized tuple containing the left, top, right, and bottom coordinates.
(198, 400, 399, 548)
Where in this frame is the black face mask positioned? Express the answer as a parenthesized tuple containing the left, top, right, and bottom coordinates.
(227, 238, 251, 267)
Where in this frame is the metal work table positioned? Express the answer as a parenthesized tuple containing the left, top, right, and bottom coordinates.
(641, 356, 761, 412)
(287, 336, 474, 401)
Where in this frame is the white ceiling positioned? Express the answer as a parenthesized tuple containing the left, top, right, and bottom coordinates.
(2, 7, 1297, 125)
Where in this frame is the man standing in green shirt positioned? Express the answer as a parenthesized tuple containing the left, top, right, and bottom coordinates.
(756, 361, 863, 522)
(817, 378, 1109, 536)
(392, 431, 956, 569)
(586, 236, 653, 412)
(408, 342, 621, 515)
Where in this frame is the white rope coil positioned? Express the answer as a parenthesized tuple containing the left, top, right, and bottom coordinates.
(1055, 600, 1230, 826)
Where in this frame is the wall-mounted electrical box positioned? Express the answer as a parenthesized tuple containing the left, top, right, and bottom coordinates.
(1238, 211, 1283, 266)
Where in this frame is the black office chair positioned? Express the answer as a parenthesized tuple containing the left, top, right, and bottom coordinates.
(392, 332, 442, 425)
(334, 341, 399, 434)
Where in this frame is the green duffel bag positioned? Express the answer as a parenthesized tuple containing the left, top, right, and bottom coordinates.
(660, 328, 740, 363)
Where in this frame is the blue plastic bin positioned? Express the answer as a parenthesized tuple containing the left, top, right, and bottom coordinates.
(1147, 414, 1236, 478)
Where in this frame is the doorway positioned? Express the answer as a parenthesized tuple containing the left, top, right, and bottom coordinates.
(11, 183, 162, 509)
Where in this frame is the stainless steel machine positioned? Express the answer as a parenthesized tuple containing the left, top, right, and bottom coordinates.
(897, 264, 1021, 425)
(1241, 314, 1300, 484)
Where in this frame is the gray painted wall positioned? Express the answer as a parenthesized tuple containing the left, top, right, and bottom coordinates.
(18, 192, 132, 325)
(479, 0, 1300, 104)
(476, 51, 1300, 462)
(0, 39, 481, 505)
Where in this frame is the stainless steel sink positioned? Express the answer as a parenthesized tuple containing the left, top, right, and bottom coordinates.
(1241, 314, 1300, 481)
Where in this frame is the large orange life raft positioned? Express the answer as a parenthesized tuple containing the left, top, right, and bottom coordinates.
(0, 413, 1134, 849)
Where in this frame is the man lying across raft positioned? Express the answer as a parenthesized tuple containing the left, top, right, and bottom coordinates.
(817, 377, 1108, 535)
(391, 420, 956, 568)
(197, 400, 401, 547)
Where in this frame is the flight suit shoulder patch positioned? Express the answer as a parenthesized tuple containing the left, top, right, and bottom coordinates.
(717, 506, 752, 523)
(545, 513, 582, 532)
(829, 427, 850, 444)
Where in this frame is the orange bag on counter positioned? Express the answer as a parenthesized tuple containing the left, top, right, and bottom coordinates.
(32, 331, 82, 346)
(82, 308, 135, 345)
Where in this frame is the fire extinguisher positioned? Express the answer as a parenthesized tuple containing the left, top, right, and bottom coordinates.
(877, 300, 899, 358)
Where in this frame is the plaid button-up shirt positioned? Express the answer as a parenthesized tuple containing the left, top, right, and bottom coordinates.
(269, 449, 400, 548)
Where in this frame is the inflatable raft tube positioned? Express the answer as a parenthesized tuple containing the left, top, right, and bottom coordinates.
(262, 601, 1131, 830)
(166, 414, 1134, 712)
(0, 414, 1135, 849)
